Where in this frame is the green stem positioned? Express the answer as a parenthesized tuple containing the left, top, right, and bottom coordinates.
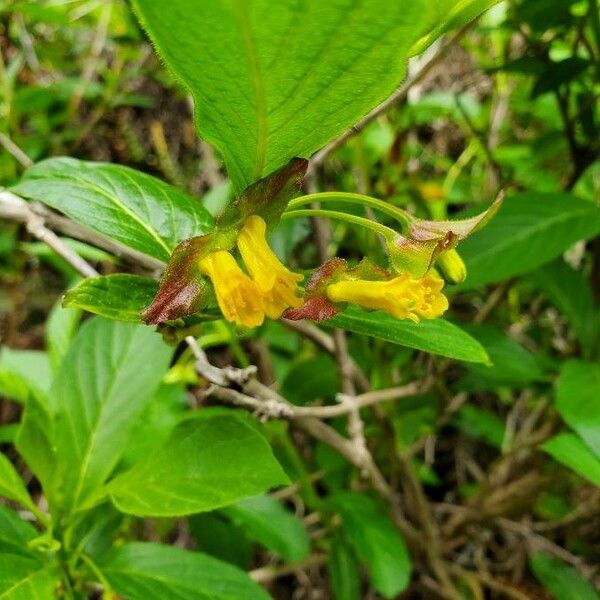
(286, 192, 410, 227)
(78, 552, 114, 596)
(282, 208, 395, 240)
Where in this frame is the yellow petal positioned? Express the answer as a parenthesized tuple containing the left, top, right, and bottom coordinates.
(326, 272, 448, 322)
(237, 215, 303, 319)
(199, 250, 265, 328)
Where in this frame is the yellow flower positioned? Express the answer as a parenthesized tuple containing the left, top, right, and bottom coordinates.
(199, 250, 265, 328)
(237, 215, 303, 319)
(326, 272, 448, 323)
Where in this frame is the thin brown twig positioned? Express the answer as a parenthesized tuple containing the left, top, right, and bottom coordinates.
(0, 133, 33, 168)
(0, 189, 99, 278)
(1, 190, 165, 271)
(282, 319, 370, 391)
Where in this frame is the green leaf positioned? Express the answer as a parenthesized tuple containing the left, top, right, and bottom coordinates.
(330, 493, 411, 598)
(0, 505, 38, 557)
(459, 325, 546, 390)
(101, 542, 271, 600)
(18, 318, 172, 514)
(453, 405, 505, 449)
(530, 260, 598, 358)
(409, 0, 501, 55)
(327, 307, 489, 364)
(222, 494, 310, 562)
(281, 355, 340, 406)
(63, 275, 159, 323)
(0, 554, 58, 600)
(556, 361, 600, 459)
(530, 553, 599, 600)
(455, 193, 600, 290)
(541, 433, 600, 487)
(120, 383, 189, 469)
(12, 157, 213, 261)
(0, 453, 36, 512)
(0, 349, 51, 405)
(131, 0, 430, 192)
(328, 533, 361, 600)
(189, 513, 253, 569)
(45, 299, 81, 372)
(108, 412, 289, 517)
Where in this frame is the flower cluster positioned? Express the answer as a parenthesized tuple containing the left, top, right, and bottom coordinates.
(198, 221, 451, 328)
(142, 159, 501, 328)
(199, 215, 302, 327)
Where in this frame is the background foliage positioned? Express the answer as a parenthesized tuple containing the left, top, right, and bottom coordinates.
(1, 0, 600, 599)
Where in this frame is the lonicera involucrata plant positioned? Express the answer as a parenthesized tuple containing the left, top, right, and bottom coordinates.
(16, 0, 600, 599)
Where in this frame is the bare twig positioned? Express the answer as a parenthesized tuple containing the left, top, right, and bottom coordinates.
(282, 319, 369, 391)
(249, 553, 327, 583)
(0, 189, 98, 278)
(0, 133, 33, 168)
(1, 189, 165, 271)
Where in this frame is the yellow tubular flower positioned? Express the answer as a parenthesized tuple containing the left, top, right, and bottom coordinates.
(199, 250, 265, 328)
(326, 272, 449, 323)
(237, 215, 303, 319)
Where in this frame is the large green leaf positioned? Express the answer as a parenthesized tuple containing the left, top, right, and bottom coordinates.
(0, 453, 36, 512)
(63, 274, 159, 323)
(541, 433, 600, 488)
(530, 260, 598, 359)
(327, 307, 489, 364)
(330, 493, 411, 598)
(556, 361, 600, 459)
(530, 554, 599, 600)
(17, 318, 172, 514)
(101, 542, 271, 600)
(12, 157, 213, 261)
(108, 412, 289, 516)
(131, 0, 432, 192)
(0, 506, 38, 557)
(0, 554, 58, 600)
(455, 193, 600, 290)
(221, 494, 310, 562)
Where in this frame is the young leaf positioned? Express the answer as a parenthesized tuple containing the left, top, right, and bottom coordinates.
(45, 299, 81, 372)
(0, 554, 58, 599)
(327, 307, 489, 364)
(221, 494, 310, 562)
(530, 554, 599, 600)
(12, 157, 213, 261)
(330, 493, 411, 598)
(131, 0, 431, 192)
(63, 274, 159, 323)
(19, 318, 173, 514)
(328, 533, 362, 600)
(101, 542, 271, 600)
(556, 361, 600, 458)
(455, 193, 600, 289)
(0, 453, 37, 513)
(108, 412, 289, 517)
(541, 434, 600, 488)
